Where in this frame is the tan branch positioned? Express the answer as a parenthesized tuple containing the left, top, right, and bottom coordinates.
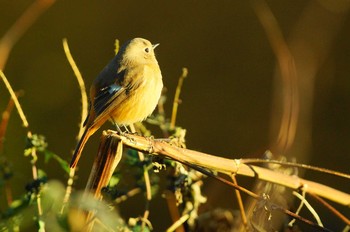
(170, 68, 188, 130)
(107, 130, 350, 207)
(63, 39, 88, 139)
(0, 71, 29, 128)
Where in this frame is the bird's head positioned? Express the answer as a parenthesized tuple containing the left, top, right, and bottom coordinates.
(120, 38, 159, 65)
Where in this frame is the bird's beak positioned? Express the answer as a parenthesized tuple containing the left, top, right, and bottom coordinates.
(152, 43, 160, 49)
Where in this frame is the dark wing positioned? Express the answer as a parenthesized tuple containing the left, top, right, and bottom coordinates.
(86, 56, 127, 127)
(94, 83, 123, 116)
(89, 82, 129, 128)
(89, 65, 144, 128)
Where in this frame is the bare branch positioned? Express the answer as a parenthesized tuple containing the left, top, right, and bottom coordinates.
(108, 130, 350, 206)
(63, 39, 88, 139)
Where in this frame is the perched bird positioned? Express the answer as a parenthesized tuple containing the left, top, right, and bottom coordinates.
(70, 38, 163, 168)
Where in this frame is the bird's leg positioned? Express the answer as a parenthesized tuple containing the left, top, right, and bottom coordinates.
(110, 121, 136, 143)
(110, 118, 123, 134)
(122, 124, 130, 133)
(115, 124, 124, 134)
(125, 124, 141, 135)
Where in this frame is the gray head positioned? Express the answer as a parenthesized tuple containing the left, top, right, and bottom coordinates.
(119, 38, 159, 65)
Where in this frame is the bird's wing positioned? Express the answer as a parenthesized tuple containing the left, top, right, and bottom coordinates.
(90, 82, 128, 128)
(89, 65, 145, 128)
(94, 83, 123, 116)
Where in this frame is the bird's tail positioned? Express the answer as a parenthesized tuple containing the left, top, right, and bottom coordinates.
(70, 127, 92, 168)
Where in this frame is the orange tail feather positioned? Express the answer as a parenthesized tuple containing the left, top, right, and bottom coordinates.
(70, 127, 93, 168)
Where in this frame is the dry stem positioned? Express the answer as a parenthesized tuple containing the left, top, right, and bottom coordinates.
(170, 68, 188, 130)
(0, 70, 45, 231)
(108, 130, 350, 207)
(63, 38, 88, 139)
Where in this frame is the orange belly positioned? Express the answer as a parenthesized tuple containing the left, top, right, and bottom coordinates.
(109, 66, 163, 125)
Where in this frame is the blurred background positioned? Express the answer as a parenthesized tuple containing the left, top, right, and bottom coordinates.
(1, 0, 349, 230)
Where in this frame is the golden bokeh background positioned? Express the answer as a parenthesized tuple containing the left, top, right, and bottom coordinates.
(1, 0, 349, 230)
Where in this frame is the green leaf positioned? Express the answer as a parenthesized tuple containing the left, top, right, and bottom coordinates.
(109, 175, 120, 187)
(37, 169, 47, 179)
(24, 148, 32, 156)
(131, 224, 151, 232)
(44, 151, 70, 174)
(44, 150, 54, 162)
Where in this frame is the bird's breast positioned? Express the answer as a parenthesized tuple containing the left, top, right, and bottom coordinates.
(110, 64, 163, 125)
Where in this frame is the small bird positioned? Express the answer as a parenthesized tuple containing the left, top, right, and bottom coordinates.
(70, 38, 163, 168)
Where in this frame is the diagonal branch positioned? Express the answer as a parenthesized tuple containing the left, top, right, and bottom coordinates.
(107, 130, 350, 207)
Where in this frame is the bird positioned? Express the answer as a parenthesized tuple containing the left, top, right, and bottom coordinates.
(70, 38, 163, 168)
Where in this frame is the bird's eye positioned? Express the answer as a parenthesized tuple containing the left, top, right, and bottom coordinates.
(144, 47, 150, 53)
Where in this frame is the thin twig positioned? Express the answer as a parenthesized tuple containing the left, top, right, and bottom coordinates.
(60, 168, 75, 214)
(198, 167, 259, 199)
(293, 190, 323, 226)
(170, 68, 188, 130)
(289, 188, 306, 227)
(0, 71, 29, 128)
(196, 167, 332, 231)
(166, 214, 190, 232)
(159, 144, 332, 231)
(0, 0, 56, 69)
(0, 1, 54, 224)
(115, 187, 142, 204)
(0, 96, 16, 151)
(130, 124, 152, 230)
(0, 70, 45, 231)
(0, 96, 18, 206)
(28, 140, 46, 232)
(230, 175, 247, 226)
(61, 39, 88, 214)
(163, 190, 185, 232)
(108, 131, 350, 206)
(242, 158, 350, 179)
(63, 38, 88, 139)
(308, 192, 350, 225)
(274, 205, 332, 232)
